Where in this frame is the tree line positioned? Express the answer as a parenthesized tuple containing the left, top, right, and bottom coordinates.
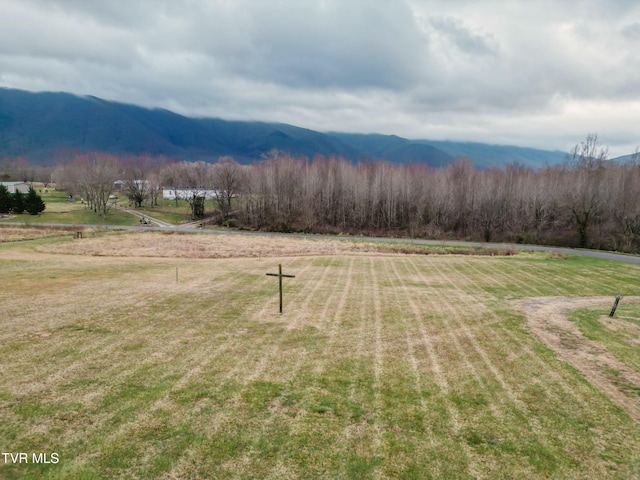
(233, 138, 640, 253)
(3, 135, 639, 253)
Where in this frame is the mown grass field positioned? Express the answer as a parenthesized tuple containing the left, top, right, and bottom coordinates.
(1, 231, 640, 479)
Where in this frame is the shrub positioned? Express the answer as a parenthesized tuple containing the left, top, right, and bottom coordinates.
(25, 187, 46, 215)
(0, 185, 11, 214)
(12, 190, 25, 214)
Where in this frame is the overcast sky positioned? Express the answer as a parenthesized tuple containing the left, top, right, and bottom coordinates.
(1, 0, 639, 156)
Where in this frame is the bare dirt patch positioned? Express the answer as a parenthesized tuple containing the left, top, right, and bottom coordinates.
(514, 296, 640, 421)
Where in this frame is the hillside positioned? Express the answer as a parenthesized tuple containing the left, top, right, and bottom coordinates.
(1, 87, 566, 168)
(331, 133, 567, 169)
(421, 139, 567, 169)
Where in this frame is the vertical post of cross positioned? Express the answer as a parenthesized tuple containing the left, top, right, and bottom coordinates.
(266, 264, 296, 314)
(277, 264, 283, 312)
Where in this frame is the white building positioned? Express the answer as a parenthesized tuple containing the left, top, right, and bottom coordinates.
(162, 188, 218, 200)
(0, 181, 31, 194)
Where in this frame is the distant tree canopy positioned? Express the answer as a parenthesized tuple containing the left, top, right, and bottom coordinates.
(33, 134, 640, 253)
(229, 137, 640, 253)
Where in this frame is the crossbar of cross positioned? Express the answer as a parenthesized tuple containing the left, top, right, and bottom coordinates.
(266, 264, 295, 314)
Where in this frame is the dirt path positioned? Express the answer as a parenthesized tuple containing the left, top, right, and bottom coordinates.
(514, 296, 640, 421)
(109, 204, 174, 227)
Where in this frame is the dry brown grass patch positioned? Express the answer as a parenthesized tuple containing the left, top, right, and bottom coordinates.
(38, 232, 358, 258)
(36, 231, 519, 259)
(0, 225, 78, 242)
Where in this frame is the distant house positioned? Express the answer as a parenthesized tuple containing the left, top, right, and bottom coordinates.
(0, 181, 31, 194)
(114, 179, 147, 190)
(162, 187, 218, 200)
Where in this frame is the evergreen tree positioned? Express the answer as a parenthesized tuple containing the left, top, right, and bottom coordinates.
(0, 185, 11, 214)
(25, 186, 46, 215)
(12, 189, 25, 214)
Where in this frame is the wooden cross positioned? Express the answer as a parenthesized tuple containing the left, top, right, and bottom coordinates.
(609, 293, 623, 317)
(266, 264, 295, 314)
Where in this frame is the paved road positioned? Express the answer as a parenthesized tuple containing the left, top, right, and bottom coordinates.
(3, 220, 640, 265)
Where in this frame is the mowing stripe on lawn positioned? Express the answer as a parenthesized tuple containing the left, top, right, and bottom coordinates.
(454, 257, 593, 411)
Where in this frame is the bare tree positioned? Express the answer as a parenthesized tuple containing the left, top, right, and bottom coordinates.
(608, 161, 640, 251)
(126, 179, 149, 208)
(180, 161, 213, 220)
(473, 169, 508, 242)
(71, 152, 120, 216)
(564, 134, 608, 247)
(300, 158, 321, 231)
(159, 162, 184, 207)
(445, 157, 476, 235)
(122, 155, 161, 208)
(212, 156, 242, 222)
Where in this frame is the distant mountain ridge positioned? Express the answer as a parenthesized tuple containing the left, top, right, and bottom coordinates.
(0, 87, 569, 168)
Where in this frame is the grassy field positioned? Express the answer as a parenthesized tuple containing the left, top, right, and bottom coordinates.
(0, 190, 139, 226)
(1, 231, 640, 479)
(135, 198, 220, 225)
(0, 190, 225, 226)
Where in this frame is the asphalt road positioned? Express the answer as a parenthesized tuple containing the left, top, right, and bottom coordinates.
(3, 220, 640, 265)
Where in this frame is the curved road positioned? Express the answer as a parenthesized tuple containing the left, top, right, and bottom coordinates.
(3, 218, 640, 265)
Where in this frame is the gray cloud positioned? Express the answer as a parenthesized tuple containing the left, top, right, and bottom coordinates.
(182, 1, 429, 90)
(622, 22, 640, 39)
(426, 15, 497, 57)
(0, 0, 638, 156)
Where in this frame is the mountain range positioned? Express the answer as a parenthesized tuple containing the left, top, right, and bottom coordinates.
(0, 87, 571, 168)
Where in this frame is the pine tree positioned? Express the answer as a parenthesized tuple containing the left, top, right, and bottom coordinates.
(25, 187, 46, 215)
(12, 189, 25, 214)
(0, 185, 11, 214)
